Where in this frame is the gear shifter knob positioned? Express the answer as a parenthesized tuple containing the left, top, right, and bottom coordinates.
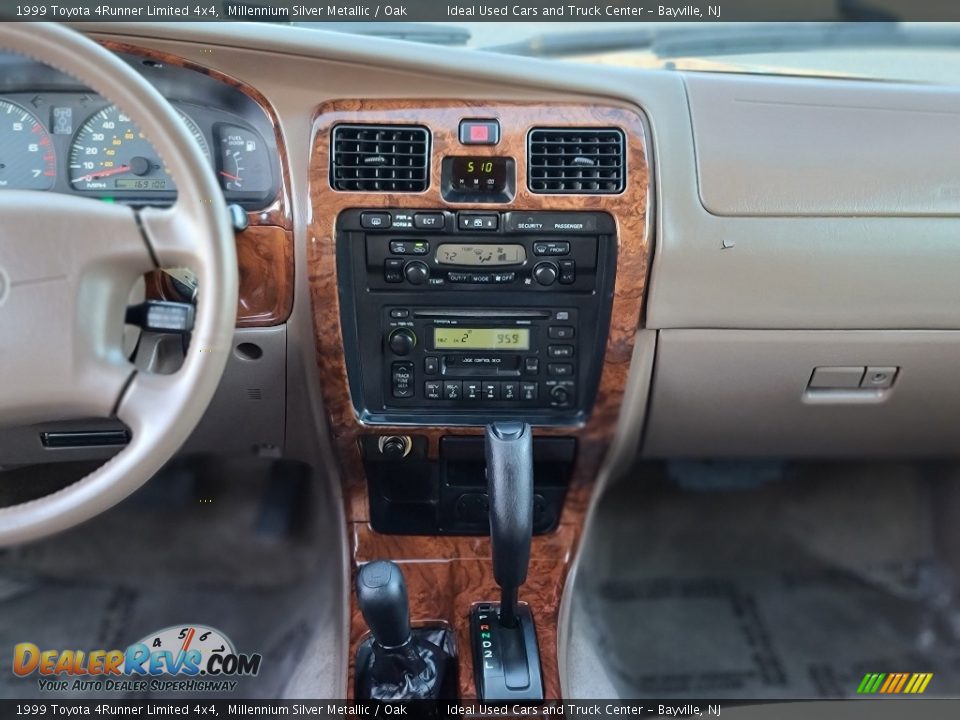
(485, 422, 534, 628)
(356, 560, 411, 649)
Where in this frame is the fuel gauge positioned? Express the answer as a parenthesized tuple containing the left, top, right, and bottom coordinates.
(216, 123, 274, 205)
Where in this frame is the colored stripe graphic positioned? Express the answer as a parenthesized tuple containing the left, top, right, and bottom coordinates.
(857, 672, 933, 694)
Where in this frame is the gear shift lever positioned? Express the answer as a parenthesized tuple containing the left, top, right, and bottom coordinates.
(485, 422, 533, 628)
(471, 422, 544, 701)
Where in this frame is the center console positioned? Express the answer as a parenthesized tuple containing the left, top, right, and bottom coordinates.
(337, 208, 617, 425)
(307, 99, 651, 699)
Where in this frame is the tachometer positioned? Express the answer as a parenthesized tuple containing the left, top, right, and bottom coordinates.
(68, 104, 210, 193)
(0, 100, 56, 190)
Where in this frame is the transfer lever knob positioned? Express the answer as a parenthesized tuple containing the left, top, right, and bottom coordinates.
(356, 560, 412, 649)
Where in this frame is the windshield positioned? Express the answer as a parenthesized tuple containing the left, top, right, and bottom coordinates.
(292, 21, 960, 85)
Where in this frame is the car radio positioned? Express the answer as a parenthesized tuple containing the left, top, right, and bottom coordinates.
(336, 209, 617, 425)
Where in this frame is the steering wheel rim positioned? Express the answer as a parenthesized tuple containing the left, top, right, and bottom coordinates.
(0, 23, 238, 545)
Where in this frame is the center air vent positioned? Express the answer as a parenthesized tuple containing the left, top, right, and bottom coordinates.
(331, 124, 430, 192)
(528, 128, 625, 194)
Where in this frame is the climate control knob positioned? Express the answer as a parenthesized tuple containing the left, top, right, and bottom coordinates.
(533, 262, 558, 286)
(403, 261, 430, 285)
(388, 328, 417, 356)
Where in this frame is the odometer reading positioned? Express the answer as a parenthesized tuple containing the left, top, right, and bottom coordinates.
(433, 328, 530, 351)
(69, 105, 209, 193)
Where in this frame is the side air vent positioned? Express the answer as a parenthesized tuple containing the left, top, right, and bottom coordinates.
(528, 127, 625, 194)
(331, 124, 430, 192)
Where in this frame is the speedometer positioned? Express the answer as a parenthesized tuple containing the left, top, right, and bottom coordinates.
(68, 104, 210, 193)
(0, 100, 56, 190)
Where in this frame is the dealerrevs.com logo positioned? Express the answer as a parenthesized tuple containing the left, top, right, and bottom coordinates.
(12, 624, 262, 693)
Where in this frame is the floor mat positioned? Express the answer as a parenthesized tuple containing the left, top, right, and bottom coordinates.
(571, 462, 960, 699)
(0, 456, 339, 700)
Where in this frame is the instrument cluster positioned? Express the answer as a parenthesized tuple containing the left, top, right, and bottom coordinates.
(0, 92, 277, 207)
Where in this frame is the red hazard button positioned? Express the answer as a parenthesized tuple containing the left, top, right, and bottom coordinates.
(459, 119, 500, 146)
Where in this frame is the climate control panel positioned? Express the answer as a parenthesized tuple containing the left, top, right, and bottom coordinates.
(336, 209, 617, 425)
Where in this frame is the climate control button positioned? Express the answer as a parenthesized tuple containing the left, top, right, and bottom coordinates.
(403, 260, 430, 285)
(533, 262, 559, 286)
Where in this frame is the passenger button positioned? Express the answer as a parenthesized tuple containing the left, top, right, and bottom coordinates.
(361, 211, 391, 229)
(414, 212, 445, 230)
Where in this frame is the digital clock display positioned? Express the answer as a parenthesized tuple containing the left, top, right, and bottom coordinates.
(450, 156, 508, 194)
(434, 328, 531, 351)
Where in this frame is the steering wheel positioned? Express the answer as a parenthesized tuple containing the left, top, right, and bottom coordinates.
(0, 24, 237, 545)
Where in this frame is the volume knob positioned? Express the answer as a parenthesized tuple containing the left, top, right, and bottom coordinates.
(388, 328, 417, 356)
(404, 261, 430, 285)
(533, 262, 558, 286)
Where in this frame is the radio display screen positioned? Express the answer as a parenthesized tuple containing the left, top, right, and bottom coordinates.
(436, 244, 526, 266)
(450, 156, 508, 194)
(434, 328, 531, 351)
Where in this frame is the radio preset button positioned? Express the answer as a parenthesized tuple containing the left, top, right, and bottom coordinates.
(384, 258, 404, 283)
(444, 381, 463, 400)
(533, 241, 570, 256)
(502, 382, 519, 400)
(424, 381, 442, 400)
(548, 345, 575, 359)
(391, 362, 414, 398)
(464, 381, 482, 400)
(390, 240, 430, 255)
(361, 211, 391, 229)
(458, 213, 499, 231)
(414, 213, 445, 230)
(549, 326, 575, 340)
(548, 363, 574, 377)
(404, 261, 431, 285)
(520, 382, 539, 401)
(483, 382, 501, 401)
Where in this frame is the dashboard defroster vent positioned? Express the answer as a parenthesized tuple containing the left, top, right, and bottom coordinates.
(331, 124, 430, 192)
(527, 127, 625, 194)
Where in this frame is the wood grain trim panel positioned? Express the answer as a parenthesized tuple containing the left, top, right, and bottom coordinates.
(100, 41, 296, 327)
(307, 100, 651, 699)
